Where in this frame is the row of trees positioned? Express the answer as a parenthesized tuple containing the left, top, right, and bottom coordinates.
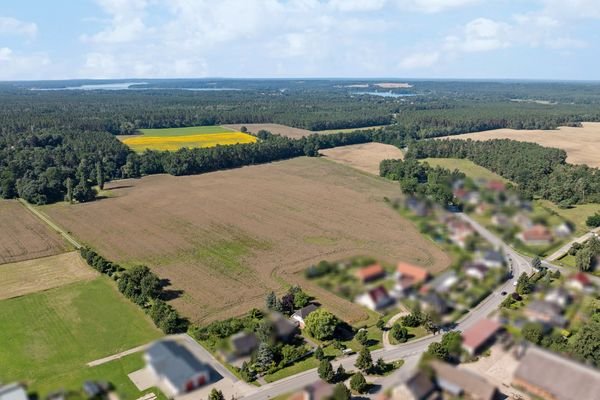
(409, 138, 600, 205)
(79, 247, 187, 333)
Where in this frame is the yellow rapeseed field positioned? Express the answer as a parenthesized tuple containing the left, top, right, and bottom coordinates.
(121, 132, 257, 152)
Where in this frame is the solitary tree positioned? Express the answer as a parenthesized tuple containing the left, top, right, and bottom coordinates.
(318, 359, 334, 382)
(390, 323, 408, 343)
(531, 256, 542, 270)
(355, 346, 373, 373)
(305, 309, 339, 340)
(349, 372, 368, 394)
(314, 346, 324, 360)
(355, 329, 368, 346)
(96, 161, 105, 190)
(265, 291, 277, 310)
(330, 383, 351, 400)
(208, 389, 225, 400)
(576, 248, 593, 272)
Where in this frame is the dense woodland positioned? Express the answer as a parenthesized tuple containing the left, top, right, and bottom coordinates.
(409, 139, 600, 205)
(2, 79, 600, 204)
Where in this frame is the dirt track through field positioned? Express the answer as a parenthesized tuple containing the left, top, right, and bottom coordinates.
(444, 122, 600, 167)
(43, 157, 449, 324)
(0, 200, 70, 265)
(320, 142, 404, 175)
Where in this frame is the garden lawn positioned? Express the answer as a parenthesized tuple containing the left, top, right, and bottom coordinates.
(420, 158, 510, 183)
(535, 200, 600, 235)
(0, 277, 162, 397)
(263, 356, 319, 383)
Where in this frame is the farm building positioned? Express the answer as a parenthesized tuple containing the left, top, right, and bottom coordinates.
(430, 361, 498, 400)
(144, 340, 210, 397)
(513, 346, 600, 400)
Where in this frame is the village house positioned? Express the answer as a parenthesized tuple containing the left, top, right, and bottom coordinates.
(465, 262, 489, 281)
(486, 180, 506, 193)
(391, 371, 438, 400)
(354, 263, 385, 283)
(394, 262, 431, 295)
(288, 381, 334, 400)
(290, 304, 319, 329)
(478, 250, 505, 268)
(491, 213, 510, 228)
(422, 270, 458, 294)
(357, 285, 394, 311)
(566, 272, 595, 293)
(554, 222, 573, 238)
(543, 287, 571, 309)
(447, 218, 475, 248)
(461, 318, 502, 356)
(430, 361, 499, 400)
(406, 196, 430, 217)
(230, 331, 259, 358)
(0, 383, 28, 400)
(272, 313, 299, 342)
(512, 213, 533, 230)
(144, 341, 210, 397)
(518, 225, 553, 247)
(513, 346, 600, 400)
(420, 291, 450, 315)
(523, 300, 566, 328)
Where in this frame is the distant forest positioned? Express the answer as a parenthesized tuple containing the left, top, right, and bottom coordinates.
(2, 79, 600, 204)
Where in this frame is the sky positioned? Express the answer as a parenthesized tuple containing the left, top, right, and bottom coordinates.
(0, 0, 599, 81)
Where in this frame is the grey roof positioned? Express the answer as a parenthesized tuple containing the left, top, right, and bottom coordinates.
(431, 361, 497, 400)
(230, 332, 259, 356)
(483, 250, 504, 263)
(0, 384, 28, 400)
(273, 314, 298, 338)
(404, 371, 437, 399)
(526, 300, 562, 316)
(514, 346, 600, 400)
(428, 270, 457, 292)
(294, 304, 318, 319)
(146, 341, 208, 389)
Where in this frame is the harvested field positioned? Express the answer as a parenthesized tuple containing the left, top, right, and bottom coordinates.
(222, 123, 314, 139)
(42, 157, 449, 325)
(0, 252, 97, 300)
(0, 200, 70, 265)
(444, 122, 600, 167)
(320, 142, 404, 175)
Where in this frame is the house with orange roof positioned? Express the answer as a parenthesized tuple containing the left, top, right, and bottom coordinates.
(394, 262, 430, 295)
(355, 263, 385, 283)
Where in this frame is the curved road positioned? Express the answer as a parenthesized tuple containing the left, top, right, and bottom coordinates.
(241, 212, 532, 399)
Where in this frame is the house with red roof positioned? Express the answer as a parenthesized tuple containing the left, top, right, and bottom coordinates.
(461, 318, 503, 356)
(517, 224, 553, 247)
(354, 263, 385, 283)
(566, 272, 594, 293)
(394, 262, 430, 295)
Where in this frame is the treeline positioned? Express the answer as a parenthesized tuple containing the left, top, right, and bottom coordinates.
(117, 131, 373, 177)
(79, 247, 188, 334)
(409, 139, 600, 205)
(0, 130, 130, 204)
(380, 157, 465, 206)
(394, 101, 600, 139)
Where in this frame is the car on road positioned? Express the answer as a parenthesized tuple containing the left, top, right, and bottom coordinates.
(513, 280, 518, 286)
(501, 291, 507, 295)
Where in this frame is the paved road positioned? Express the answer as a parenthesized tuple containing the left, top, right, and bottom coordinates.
(546, 227, 600, 261)
(241, 213, 532, 399)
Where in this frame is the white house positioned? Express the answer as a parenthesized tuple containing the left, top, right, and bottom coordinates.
(290, 304, 319, 329)
(357, 286, 394, 311)
(144, 340, 210, 397)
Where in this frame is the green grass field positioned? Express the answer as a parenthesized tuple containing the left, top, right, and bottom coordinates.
(0, 277, 162, 397)
(137, 125, 236, 136)
(421, 158, 509, 183)
(535, 199, 600, 235)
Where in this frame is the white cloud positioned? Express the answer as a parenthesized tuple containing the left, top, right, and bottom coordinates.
(445, 18, 511, 52)
(0, 47, 51, 79)
(328, 0, 387, 12)
(399, 51, 440, 69)
(397, 0, 479, 13)
(0, 17, 37, 38)
(81, 0, 149, 43)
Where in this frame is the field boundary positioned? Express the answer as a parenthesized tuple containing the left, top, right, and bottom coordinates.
(18, 198, 82, 249)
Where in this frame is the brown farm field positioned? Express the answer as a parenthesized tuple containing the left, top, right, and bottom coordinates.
(320, 142, 404, 175)
(42, 157, 449, 325)
(0, 200, 70, 265)
(222, 123, 314, 139)
(445, 122, 600, 167)
(0, 252, 97, 300)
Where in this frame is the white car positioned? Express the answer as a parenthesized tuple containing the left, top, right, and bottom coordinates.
(513, 280, 518, 286)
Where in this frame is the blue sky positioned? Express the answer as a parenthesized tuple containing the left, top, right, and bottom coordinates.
(0, 0, 598, 80)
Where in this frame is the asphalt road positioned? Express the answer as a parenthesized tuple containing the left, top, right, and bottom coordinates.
(241, 213, 533, 399)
